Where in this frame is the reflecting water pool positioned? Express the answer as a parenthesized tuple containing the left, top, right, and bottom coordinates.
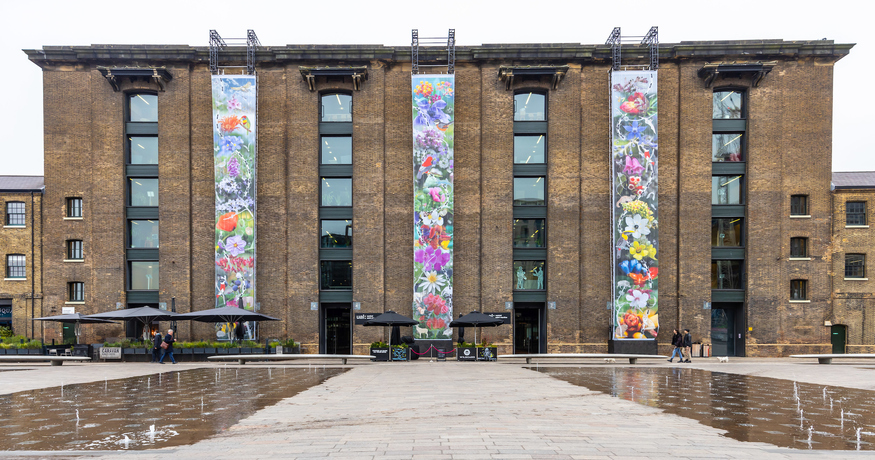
(538, 367, 875, 450)
(0, 367, 344, 450)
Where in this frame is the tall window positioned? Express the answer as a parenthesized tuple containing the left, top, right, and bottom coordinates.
(321, 93, 352, 122)
(68, 282, 84, 302)
(5, 202, 25, 226)
(790, 237, 808, 258)
(846, 201, 867, 226)
(845, 254, 866, 279)
(790, 279, 808, 300)
(319, 93, 353, 296)
(790, 195, 808, 216)
(66, 197, 82, 218)
(66, 240, 83, 260)
(5, 255, 25, 279)
(712, 176, 743, 205)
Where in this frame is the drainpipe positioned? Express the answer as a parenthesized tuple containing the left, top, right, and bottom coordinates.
(30, 191, 35, 340)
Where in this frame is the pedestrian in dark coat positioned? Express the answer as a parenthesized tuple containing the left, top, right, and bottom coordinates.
(681, 328, 693, 363)
(151, 331, 163, 363)
(667, 329, 683, 362)
(158, 329, 177, 364)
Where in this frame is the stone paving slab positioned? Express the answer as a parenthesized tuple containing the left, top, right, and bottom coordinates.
(2, 359, 875, 458)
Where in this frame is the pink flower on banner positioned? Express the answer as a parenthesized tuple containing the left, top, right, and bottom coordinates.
(429, 187, 446, 203)
(623, 155, 645, 176)
(227, 97, 242, 111)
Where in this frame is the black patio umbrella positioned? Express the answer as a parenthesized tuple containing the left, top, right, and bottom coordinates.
(34, 313, 117, 344)
(176, 306, 279, 342)
(449, 311, 504, 346)
(363, 311, 418, 356)
(84, 306, 181, 340)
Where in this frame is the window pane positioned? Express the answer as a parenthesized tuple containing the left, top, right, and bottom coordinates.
(6, 255, 25, 278)
(321, 136, 352, 165)
(321, 220, 353, 248)
(514, 177, 545, 206)
(514, 93, 546, 121)
(790, 237, 808, 257)
(129, 94, 157, 122)
(320, 260, 352, 290)
(321, 94, 352, 122)
(514, 260, 545, 290)
(5, 202, 24, 225)
(66, 198, 82, 218)
(712, 176, 743, 205)
(846, 201, 867, 226)
(69, 282, 84, 301)
(129, 136, 158, 164)
(130, 262, 159, 290)
(129, 220, 159, 248)
(67, 240, 83, 259)
(845, 254, 865, 278)
(711, 260, 743, 289)
(321, 178, 352, 206)
(791, 195, 808, 216)
(713, 91, 743, 119)
(712, 133, 743, 162)
(513, 219, 545, 248)
(791, 280, 807, 300)
(711, 219, 743, 246)
(513, 135, 545, 164)
(129, 179, 159, 206)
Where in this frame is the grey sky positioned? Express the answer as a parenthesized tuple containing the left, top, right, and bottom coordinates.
(2, 0, 870, 175)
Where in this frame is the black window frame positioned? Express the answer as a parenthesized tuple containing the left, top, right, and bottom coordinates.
(790, 195, 808, 216)
(68, 282, 84, 302)
(320, 260, 353, 291)
(66, 240, 84, 260)
(790, 237, 808, 258)
(846, 201, 867, 226)
(5, 201, 25, 226)
(66, 197, 82, 218)
(790, 279, 808, 301)
(845, 253, 866, 279)
(320, 92, 353, 123)
(5, 254, 25, 279)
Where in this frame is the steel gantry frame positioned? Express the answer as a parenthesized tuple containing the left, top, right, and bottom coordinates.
(209, 29, 260, 75)
(606, 26, 659, 72)
(412, 29, 456, 75)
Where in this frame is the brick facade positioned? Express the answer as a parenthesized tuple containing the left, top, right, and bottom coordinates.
(0, 184, 43, 338)
(25, 40, 851, 356)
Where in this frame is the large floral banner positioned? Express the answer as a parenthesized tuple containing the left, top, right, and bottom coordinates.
(412, 75, 454, 340)
(212, 75, 257, 313)
(611, 71, 659, 340)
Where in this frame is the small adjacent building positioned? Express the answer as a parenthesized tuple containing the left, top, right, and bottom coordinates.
(0, 176, 43, 337)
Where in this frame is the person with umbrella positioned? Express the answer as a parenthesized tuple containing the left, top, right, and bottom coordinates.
(158, 329, 177, 364)
(151, 331, 163, 363)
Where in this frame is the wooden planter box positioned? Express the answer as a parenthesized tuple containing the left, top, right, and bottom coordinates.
(370, 347, 389, 361)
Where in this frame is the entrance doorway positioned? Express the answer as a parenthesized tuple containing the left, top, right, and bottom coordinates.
(321, 303, 352, 355)
(514, 303, 545, 354)
(831, 324, 847, 354)
(711, 303, 744, 356)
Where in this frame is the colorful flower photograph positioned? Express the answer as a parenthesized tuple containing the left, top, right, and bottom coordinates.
(611, 71, 659, 340)
(412, 75, 454, 340)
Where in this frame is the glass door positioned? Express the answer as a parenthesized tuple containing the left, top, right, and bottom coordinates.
(514, 305, 543, 354)
(321, 303, 351, 355)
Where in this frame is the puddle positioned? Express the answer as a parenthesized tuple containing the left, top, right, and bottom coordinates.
(0, 367, 344, 450)
(537, 367, 875, 450)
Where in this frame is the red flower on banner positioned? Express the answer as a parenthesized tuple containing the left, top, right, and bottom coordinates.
(421, 225, 450, 250)
(217, 212, 238, 232)
(620, 92, 648, 115)
(427, 317, 446, 330)
(423, 294, 448, 315)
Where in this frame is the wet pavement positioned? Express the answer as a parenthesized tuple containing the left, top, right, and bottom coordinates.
(2, 359, 875, 459)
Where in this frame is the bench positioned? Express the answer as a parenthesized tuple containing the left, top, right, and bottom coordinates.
(790, 353, 875, 364)
(0, 356, 92, 366)
(503, 353, 668, 364)
(209, 354, 374, 365)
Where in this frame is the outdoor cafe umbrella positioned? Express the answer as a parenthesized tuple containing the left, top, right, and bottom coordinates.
(33, 313, 117, 344)
(175, 306, 279, 342)
(448, 311, 504, 346)
(363, 311, 418, 357)
(84, 306, 181, 340)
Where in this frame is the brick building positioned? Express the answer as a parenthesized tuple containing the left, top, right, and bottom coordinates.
(0, 176, 43, 337)
(24, 37, 853, 356)
(830, 172, 875, 353)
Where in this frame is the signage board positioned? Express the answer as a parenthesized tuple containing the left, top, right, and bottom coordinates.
(99, 347, 122, 360)
(355, 313, 379, 325)
(485, 312, 511, 324)
(62, 307, 75, 315)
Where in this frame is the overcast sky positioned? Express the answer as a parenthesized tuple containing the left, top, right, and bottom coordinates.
(1, 0, 870, 176)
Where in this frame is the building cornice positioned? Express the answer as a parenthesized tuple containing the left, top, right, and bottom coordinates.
(24, 40, 854, 69)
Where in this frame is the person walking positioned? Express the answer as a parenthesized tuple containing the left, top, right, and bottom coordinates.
(158, 329, 177, 364)
(667, 329, 683, 362)
(681, 328, 693, 363)
(151, 331, 163, 363)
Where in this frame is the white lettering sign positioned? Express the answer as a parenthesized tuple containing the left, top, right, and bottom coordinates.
(99, 347, 122, 359)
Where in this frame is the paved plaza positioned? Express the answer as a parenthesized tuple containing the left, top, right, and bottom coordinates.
(1, 358, 875, 459)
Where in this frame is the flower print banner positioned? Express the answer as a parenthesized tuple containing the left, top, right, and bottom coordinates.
(611, 71, 659, 340)
(412, 75, 454, 340)
(212, 75, 257, 313)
